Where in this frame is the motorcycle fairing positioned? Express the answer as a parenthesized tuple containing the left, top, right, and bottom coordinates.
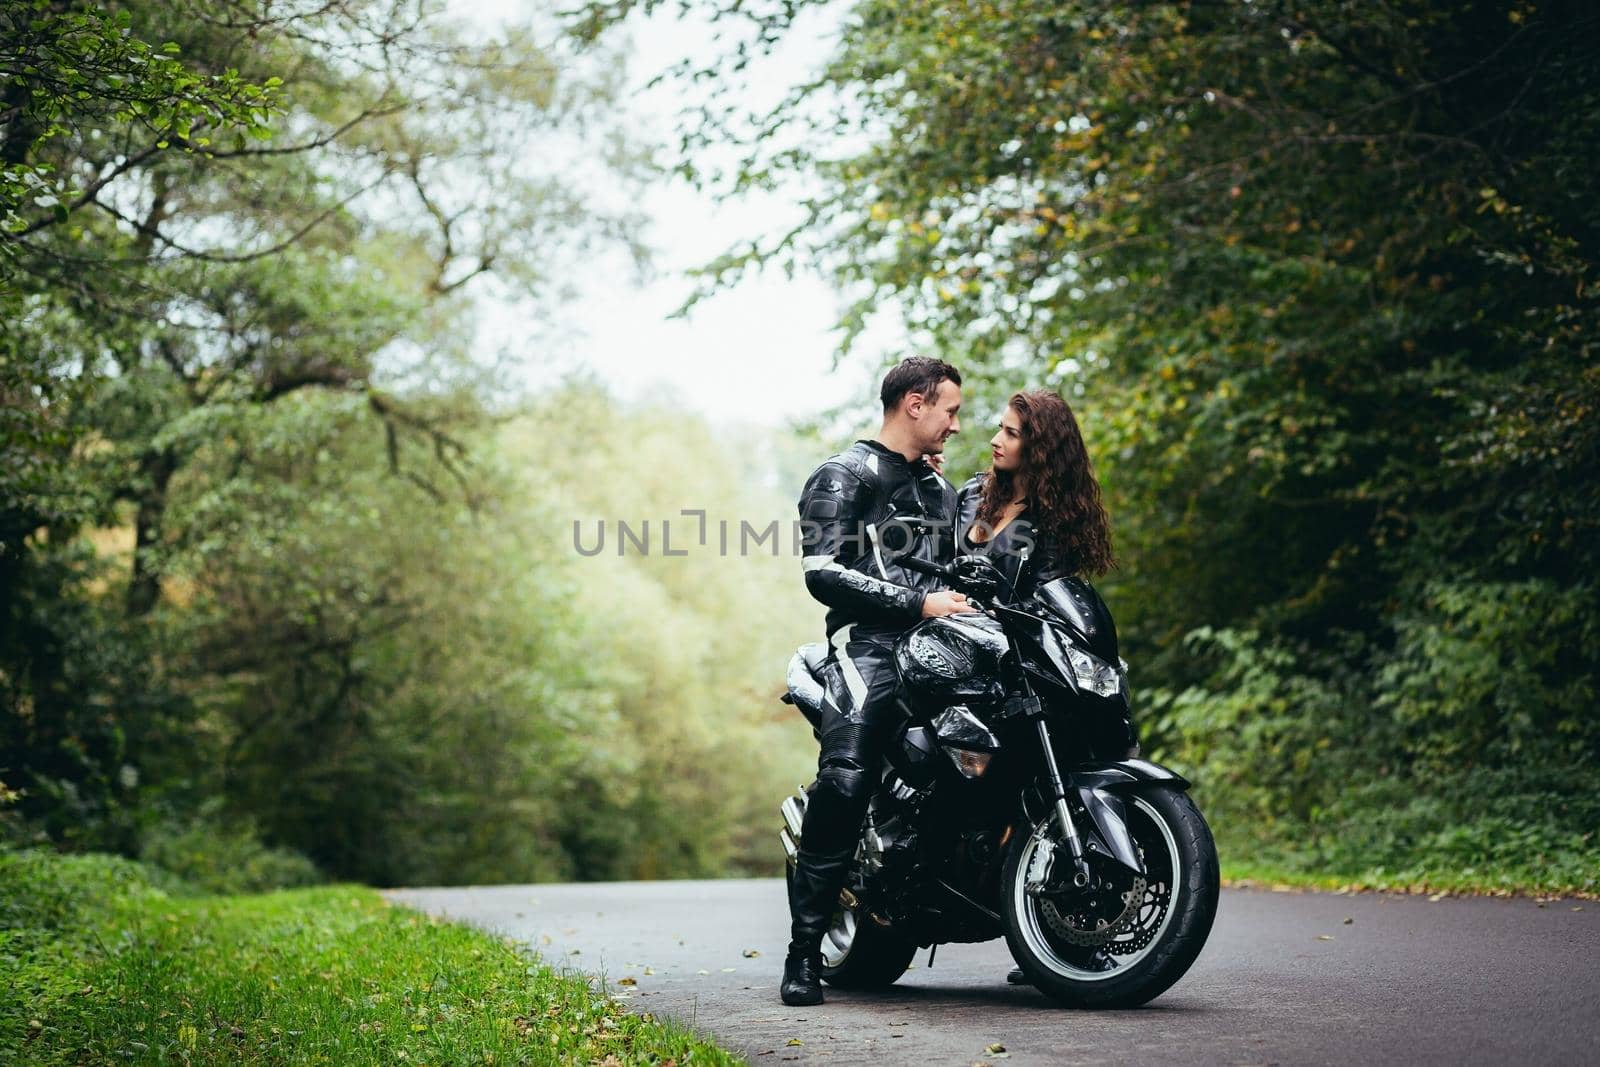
(1034, 576, 1119, 663)
(994, 605, 1084, 697)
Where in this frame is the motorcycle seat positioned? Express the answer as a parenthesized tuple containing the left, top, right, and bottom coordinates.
(782, 642, 829, 731)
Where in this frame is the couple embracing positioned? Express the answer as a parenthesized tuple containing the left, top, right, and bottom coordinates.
(783, 356, 1116, 1005)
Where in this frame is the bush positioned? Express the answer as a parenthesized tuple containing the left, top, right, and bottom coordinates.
(1147, 603, 1600, 896)
(139, 818, 321, 895)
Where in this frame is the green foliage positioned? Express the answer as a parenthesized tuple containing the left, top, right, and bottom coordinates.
(1151, 609, 1600, 895)
(138, 816, 321, 895)
(0, 849, 736, 1064)
(67, 380, 809, 886)
(1, 0, 657, 885)
(592, 0, 1600, 890)
(0, 4, 278, 248)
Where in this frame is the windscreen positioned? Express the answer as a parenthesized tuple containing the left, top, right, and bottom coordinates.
(1035, 576, 1119, 662)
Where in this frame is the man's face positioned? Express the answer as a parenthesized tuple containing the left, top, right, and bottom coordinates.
(913, 379, 962, 454)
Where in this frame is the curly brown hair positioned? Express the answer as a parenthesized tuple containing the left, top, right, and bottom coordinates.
(976, 389, 1115, 576)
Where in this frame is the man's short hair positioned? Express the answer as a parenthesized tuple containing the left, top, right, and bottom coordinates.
(880, 357, 962, 413)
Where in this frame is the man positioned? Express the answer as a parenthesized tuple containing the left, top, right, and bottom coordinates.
(781, 356, 976, 1006)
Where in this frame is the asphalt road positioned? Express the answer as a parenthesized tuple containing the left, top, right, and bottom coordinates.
(386, 879, 1600, 1066)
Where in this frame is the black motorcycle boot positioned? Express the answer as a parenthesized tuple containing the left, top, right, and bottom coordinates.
(781, 950, 824, 1006)
(781, 847, 854, 1006)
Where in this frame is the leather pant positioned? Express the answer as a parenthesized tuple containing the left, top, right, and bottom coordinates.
(788, 626, 903, 955)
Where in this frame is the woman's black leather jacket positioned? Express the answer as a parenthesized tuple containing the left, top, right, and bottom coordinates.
(954, 472, 1075, 604)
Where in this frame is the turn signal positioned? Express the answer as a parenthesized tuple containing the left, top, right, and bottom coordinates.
(945, 747, 994, 778)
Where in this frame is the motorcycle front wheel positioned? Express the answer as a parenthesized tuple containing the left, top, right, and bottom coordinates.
(784, 861, 918, 989)
(1001, 786, 1219, 1008)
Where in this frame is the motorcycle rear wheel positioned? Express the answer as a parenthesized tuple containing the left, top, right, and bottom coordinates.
(784, 862, 918, 989)
(1001, 786, 1218, 1007)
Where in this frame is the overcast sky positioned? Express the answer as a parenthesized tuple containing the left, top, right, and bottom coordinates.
(457, 1, 893, 430)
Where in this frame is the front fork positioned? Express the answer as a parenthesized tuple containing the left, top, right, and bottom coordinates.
(1035, 717, 1094, 887)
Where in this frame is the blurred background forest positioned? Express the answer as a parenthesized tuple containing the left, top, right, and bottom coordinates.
(4, 0, 1597, 894)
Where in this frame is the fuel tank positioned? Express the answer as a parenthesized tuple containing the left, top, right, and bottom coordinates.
(893, 611, 1009, 702)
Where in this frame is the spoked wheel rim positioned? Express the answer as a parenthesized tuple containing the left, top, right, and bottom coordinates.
(1012, 795, 1181, 982)
(822, 904, 858, 968)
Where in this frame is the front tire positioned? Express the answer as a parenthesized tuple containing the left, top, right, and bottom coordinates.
(1001, 787, 1218, 1007)
(784, 862, 918, 989)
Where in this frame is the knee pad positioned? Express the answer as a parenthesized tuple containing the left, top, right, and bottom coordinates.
(817, 722, 870, 775)
(816, 763, 871, 804)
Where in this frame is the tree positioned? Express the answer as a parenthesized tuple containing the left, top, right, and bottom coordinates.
(2, 0, 645, 850)
(577, 0, 1600, 886)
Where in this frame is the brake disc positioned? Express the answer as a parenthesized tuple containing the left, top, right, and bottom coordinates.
(1025, 835, 1147, 947)
(1040, 876, 1147, 946)
(1106, 878, 1171, 953)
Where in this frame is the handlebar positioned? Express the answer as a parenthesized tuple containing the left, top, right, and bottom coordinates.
(897, 554, 955, 580)
(897, 552, 1012, 607)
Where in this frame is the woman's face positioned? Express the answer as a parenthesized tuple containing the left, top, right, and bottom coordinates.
(990, 407, 1024, 473)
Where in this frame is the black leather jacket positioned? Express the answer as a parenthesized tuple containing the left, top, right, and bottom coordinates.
(798, 440, 958, 638)
(954, 472, 1074, 604)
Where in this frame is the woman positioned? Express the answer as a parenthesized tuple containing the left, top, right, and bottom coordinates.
(954, 389, 1116, 602)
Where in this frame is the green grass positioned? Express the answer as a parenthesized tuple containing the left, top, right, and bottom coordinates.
(1219, 858, 1600, 900)
(0, 850, 739, 1066)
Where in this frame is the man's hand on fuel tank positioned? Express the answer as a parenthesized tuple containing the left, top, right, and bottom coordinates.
(921, 590, 976, 617)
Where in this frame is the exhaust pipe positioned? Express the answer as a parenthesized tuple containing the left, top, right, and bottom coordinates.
(779, 827, 798, 863)
(780, 794, 806, 841)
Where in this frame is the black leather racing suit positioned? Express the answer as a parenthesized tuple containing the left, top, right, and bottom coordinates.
(787, 439, 958, 959)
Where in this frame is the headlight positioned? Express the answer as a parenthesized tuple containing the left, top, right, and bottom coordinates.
(1066, 646, 1122, 698)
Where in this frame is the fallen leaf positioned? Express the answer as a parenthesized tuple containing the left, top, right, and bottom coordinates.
(643, 967, 656, 976)
(743, 949, 762, 958)
(721, 967, 736, 973)
(786, 1038, 804, 1047)
(1429, 892, 1446, 902)
(616, 977, 637, 987)
(1342, 917, 1354, 925)
(1315, 934, 1334, 941)
(696, 969, 709, 976)
(986, 1044, 1008, 1054)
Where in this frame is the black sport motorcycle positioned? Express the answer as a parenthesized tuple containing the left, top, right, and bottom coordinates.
(779, 554, 1218, 1007)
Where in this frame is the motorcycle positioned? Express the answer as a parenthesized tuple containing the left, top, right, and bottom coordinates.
(779, 553, 1218, 1007)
